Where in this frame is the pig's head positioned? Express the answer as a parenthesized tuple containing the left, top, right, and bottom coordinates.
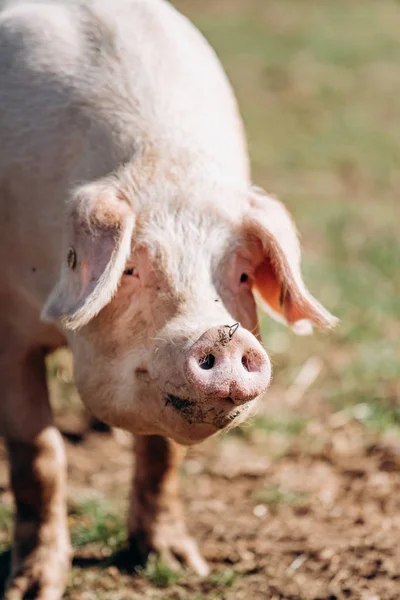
(43, 175, 337, 445)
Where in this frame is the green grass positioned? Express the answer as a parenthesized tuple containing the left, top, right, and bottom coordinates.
(341, 401, 400, 434)
(252, 415, 309, 436)
(0, 505, 12, 553)
(205, 568, 238, 589)
(0, 500, 126, 557)
(136, 554, 182, 588)
(70, 500, 126, 553)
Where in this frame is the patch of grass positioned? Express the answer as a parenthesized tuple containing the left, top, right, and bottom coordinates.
(0, 506, 12, 533)
(0, 505, 12, 553)
(70, 500, 126, 553)
(206, 568, 238, 589)
(253, 485, 308, 510)
(136, 553, 181, 588)
(345, 402, 400, 434)
(252, 415, 309, 436)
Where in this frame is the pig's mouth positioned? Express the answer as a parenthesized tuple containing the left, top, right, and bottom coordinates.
(164, 393, 243, 429)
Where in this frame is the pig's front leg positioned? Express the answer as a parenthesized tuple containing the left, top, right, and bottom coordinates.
(127, 435, 209, 576)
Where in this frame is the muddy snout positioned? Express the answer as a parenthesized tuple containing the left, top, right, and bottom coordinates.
(184, 324, 271, 405)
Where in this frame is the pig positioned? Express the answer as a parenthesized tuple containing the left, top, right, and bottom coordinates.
(0, 0, 337, 597)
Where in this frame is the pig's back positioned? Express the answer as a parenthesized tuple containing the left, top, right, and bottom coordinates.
(0, 0, 249, 184)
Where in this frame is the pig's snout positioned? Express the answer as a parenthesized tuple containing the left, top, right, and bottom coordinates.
(184, 325, 271, 405)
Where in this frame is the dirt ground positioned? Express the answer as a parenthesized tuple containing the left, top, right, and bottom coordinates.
(1, 390, 400, 600)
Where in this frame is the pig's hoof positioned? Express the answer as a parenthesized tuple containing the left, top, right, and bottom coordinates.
(126, 527, 210, 577)
(4, 542, 71, 600)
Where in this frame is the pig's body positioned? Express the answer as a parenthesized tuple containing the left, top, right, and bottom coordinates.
(0, 1, 336, 598)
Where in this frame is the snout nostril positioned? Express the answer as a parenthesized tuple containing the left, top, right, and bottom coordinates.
(199, 353, 215, 370)
(241, 355, 251, 372)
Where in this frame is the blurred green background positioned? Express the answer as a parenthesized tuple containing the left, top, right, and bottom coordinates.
(173, 0, 400, 431)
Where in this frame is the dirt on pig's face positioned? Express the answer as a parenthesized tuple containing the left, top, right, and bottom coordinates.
(69, 199, 270, 445)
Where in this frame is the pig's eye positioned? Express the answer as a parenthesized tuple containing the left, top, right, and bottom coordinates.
(124, 267, 136, 276)
(240, 273, 249, 284)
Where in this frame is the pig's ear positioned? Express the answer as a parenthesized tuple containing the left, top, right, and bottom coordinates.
(245, 188, 338, 335)
(42, 180, 134, 330)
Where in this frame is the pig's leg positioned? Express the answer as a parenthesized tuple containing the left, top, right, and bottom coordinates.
(1, 349, 71, 600)
(128, 435, 209, 576)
